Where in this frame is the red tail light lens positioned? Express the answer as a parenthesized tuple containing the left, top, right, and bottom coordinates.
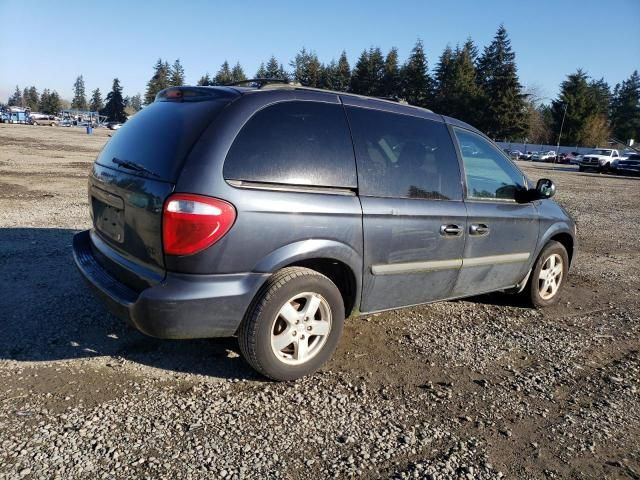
(162, 194, 236, 256)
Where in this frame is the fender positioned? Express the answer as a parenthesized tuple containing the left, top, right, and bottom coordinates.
(531, 222, 576, 270)
(252, 239, 363, 313)
(253, 238, 363, 275)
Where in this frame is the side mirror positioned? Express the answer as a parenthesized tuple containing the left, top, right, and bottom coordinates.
(535, 178, 556, 199)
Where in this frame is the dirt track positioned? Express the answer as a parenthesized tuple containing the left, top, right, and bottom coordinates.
(0, 124, 639, 479)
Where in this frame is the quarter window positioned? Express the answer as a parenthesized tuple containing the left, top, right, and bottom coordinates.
(453, 128, 526, 200)
(346, 107, 462, 200)
(224, 101, 356, 188)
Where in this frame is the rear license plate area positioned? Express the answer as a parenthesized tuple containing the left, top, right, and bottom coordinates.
(92, 196, 124, 243)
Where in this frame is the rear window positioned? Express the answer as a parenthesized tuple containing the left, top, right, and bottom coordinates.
(346, 106, 462, 200)
(96, 97, 231, 182)
(224, 101, 357, 188)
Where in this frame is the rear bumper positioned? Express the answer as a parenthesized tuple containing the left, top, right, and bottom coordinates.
(72, 230, 269, 338)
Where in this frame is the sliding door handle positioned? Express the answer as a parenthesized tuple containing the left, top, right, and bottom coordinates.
(440, 224, 463, 236)
(469, 223, 490, 236)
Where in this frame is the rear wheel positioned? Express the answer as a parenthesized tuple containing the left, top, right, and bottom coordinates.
(238, 267, 345, 381)
(525, 241, 569, 307)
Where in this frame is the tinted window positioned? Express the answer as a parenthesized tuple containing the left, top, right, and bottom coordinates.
(346, 107, 462, 200)
(96, 97, 231, 182)
(224, 101, 356, 188)
(453, 128, 525, 200)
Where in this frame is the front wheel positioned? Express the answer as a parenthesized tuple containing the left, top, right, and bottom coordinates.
(525, 241, 569, 308)
(238, 267, 345, 381)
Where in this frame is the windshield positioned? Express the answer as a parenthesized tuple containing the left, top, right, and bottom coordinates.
(590, 149, 612, 156)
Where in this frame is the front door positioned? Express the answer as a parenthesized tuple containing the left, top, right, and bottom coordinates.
(343, 102, 467, 312)
(451, 127, 539, 297)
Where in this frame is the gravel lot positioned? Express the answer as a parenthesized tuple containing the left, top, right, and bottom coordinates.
(1, 124, 639, 479)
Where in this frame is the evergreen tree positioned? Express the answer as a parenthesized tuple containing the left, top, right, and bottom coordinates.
(476, 25, 526, 139)
(101, 78, 127, 122)
(334, 51, 351, 92)
(214, 61, 233, 85)
(368, 47, 386, 97)
(290, 48, 322, 87)
(320, 60, 338, 90)
(169, 59, 185, 87)
(551, 69, 600, 145)
(128, 93, 142, 112)
(381, 47, 401, 98)
(230, 62, 247, 83)
(144, 59, 170, 104)
(350, 49, 370, 95)
(436, 42, 482, 125)
(25, 86, 39, 111)
(45, 91, 61, 115)
(39, 89, 50, 113)
(197, 73, 212, 86)
(610, 70, 640, 142)
(71, 75, 87, 110)
(400, 39, 432, 108)
(8, 85, 23, 107)
(589, 78, 611, 116)
(255, 62, 267, 79)
(264, 56, 287, 79)
(89, 88, 104, 112)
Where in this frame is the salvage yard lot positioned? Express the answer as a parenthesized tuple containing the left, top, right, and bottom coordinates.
(0, 124, 639, 479)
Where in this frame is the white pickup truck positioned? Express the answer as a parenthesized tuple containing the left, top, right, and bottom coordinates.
(579, 148, 623, 172)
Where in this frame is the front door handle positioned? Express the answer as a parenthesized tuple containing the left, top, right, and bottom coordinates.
(469, 223, 490, 236)
(440, 224, 463, 237)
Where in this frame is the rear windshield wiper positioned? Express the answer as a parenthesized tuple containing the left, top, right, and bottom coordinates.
(111, 157, 161, 179)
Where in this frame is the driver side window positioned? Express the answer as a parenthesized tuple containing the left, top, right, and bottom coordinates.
(453, 128, 525, 200)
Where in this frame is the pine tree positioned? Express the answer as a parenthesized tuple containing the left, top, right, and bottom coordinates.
(350, 49, 370, 95)
(48, 91, 61, 115)
(368, 47, 385, 97)
(101, 78, 127, 122)
(144, 59, 170, 104)
(264, 56, 287, 80)
(476, 25, 526, 139)
(255, 62, 267, 79)
(25, 86, 39, 111)
(169, 59, 185, 87)
(230, 62, 247, 83)
(551, 69, 600, 145)
(290, 48, 322, 87)
(434, 42, 482, 125)
(214, 61, 233, 85)
(39, 89, 50, 113)
(71, 75, 87, 110)
(8, 85, 23, 107)
(334, 51, 351, 92)
(320, 60, 338, 90)
(89, 88, 104, 112)
(381, 47, 401, 98)
(197, 73, 212, 86)
(610, 70, 640, 142)
(128, 94, 142, 112)
(400, 39, 432, 108)
(589, 78, 610, 116)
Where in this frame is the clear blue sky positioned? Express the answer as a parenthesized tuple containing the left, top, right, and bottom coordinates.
(1, 0, 638, 104)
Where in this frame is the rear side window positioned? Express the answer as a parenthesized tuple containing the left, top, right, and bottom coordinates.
(224, 101, 356, 188)
(96, 97, 231, 182)
(345, 107, 462, 200)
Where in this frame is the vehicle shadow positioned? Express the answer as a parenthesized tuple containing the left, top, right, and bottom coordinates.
(0, 227, 258, 380)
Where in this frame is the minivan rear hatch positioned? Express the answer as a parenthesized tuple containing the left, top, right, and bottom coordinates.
(90, 87, 239, 282)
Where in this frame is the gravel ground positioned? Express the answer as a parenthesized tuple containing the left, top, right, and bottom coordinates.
(0, 124, 639, 479)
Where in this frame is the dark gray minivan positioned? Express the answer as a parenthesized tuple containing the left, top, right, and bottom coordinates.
(73, 84, 576, 380)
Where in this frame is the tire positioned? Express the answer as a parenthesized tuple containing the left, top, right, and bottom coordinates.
(238, 267, 345, 381)
(525, 241, 569, 308)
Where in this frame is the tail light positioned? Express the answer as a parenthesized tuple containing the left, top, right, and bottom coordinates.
(163, 194, 236, 256)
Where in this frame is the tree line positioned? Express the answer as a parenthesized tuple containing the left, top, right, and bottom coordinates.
(6, 25, 639, 144)
(7, 75, 142, 123)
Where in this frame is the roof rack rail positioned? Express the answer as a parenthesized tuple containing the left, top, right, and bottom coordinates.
(225, 78, 294, 88)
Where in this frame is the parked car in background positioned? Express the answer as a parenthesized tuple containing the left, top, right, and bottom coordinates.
(30, 113, 58, 126)
(556, 152, 579, 164)
(508, 150, 523, 160)
(72, 84, 576, 381)
(521, 151, 533, 160)
(541, 151, 557, 162)
(530, 151, 541, 161)
(106, 122, 122, 130)
(579, 148, 622, 172)
(612, 153, 640, 176)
